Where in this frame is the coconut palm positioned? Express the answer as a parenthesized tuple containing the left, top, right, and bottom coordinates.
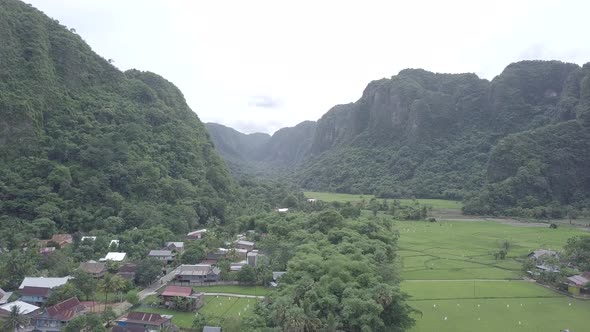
(98, 273, 128, 310)
(1, 305, 30, 332)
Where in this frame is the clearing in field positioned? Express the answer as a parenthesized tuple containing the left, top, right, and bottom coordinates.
(396, 220, 590, 332)
(303, 191, 463, 209)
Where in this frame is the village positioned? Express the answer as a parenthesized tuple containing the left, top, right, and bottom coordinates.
(0, 228, 286, 331)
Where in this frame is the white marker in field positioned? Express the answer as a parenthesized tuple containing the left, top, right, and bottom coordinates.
(519, 321, 522, 325)
(569, 303, 572, 306)
(507, 304, 510, 308)
(444, 317, 447, 321)
(433, 304, 436, 308)
(478, 318, 481, 321)
(477, 304, 480, 307)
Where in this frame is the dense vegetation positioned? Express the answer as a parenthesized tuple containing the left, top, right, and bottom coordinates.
(240, 210, 416, 332)
(0, 0, 234, 248)
(208, 61, 590, 217)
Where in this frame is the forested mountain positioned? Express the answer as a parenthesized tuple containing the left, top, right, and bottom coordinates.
(0, 0, 234, 244)
(205, 120, 316, 175)
(208, 61, 590, 216)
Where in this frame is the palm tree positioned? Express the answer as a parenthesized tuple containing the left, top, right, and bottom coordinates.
(98, 273, 128, 310)
(1, 305, 30, 332)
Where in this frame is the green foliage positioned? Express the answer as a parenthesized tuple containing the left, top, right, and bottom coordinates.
(46, 283, 83, 306)
(64, 313, 106, 332)
(126, 289, 140, 306)
(249, 210, 415, 331)
(563, 235, 590, 271)
(134, 258, 163, 286)
(236, 265, 257, 284)
(0, 0, 234, 248)
(180, 242, 205, 264)
(70, 270, 97, 301)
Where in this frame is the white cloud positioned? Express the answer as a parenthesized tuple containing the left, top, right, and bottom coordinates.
(27, 0, 590, 134)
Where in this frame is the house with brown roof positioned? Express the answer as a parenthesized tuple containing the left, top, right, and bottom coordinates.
(19, 286, 52, 306)
(33, 297, 86, 332)
(165, 242, 185, 254)
(79, 261, 107, 278)
(159, 286, 204, 310)
(117, 263, 137, 282)
(113, 312, 175, 331)
(50, 234, 73, 248)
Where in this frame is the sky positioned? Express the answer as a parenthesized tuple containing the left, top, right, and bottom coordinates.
(27, 0, 590, 134)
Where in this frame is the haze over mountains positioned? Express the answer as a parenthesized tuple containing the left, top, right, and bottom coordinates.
(207, 61, 590, 216)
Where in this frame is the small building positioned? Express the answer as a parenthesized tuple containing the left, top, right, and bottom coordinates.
(80, 236, 96, 242)
(0, 288, 12, 305)
(528, 249, 558, 260)
(160, 286, 205, 310)
(117, 263, 137, 282)
(39, 247, 56, 255)
(99, 252, 127, 262)
(148, 250, 176, 264)
(270, 271, 286, 287)
(187, 229, 207, 240)
(276, 208, 289, 213)
(566, 274, 590, 295)
(235, 240, 255, 251)
(33, 297, 86, 332)
(19, 277, 70, 290)
(203, 327, 222, 332)
(175, 264, 220, 283)
(230, 262, 247, 272)
(0, 300, 40, 318)
(165, 242, 185, 254)
(307, 198, 317, 203)
(109, 239, 120, 249)
(114, 312, 174, 331)
(247, 251, 261, 267)
(79, 261, 107, 278)
(19, 286, 51, 306)
(206, 248, 228, 262)
(50, 234, 73, 248)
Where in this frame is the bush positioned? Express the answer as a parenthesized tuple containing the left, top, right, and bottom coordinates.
(427, 217, 437, 222)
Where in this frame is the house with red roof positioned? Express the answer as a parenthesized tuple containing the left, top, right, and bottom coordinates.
(114, 311, 175, 331)
(159, 286, 204, 310)
(33, 297, 86, 332)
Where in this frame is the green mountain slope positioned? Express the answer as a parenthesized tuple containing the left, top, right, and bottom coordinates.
(208, 61, 590, 215)
(0, 0, 234, 239)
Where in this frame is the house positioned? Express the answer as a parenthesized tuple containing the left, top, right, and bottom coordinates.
(235, 240, 255, 251)
(307, 198, 317, 203)
(528, 249, 558, 260)
(19, 277, 70, 290)
(160, 286, 205, 310)
(230, 262, 247, 272)
(117, 263, 137, 282)
(0, 288, 13, 305)
(39, 247, 56, 255)
(50, 234, 73, 248)
(99, 252, 127, 262)
(148, 250, 176, 264)
(187, 229, 207, 240)
(165, 242, 185, 254)
(33, 297, 86, 332)
(206, 248, 228, 262)
(79, 261, 107, 278)
(566, 274, 590, 295)
(203, 327, 222, 332)
(114, 312, 174, 331)
(109, 239, 120, 249)
(247, 251, 261, 267)
(0, 300, 40, 318)
(276, 208, 289, 213)
(80, 236, 97, 242)
(270, 271, 286, 287)
(19, 286, 51, 306)
(175, 264, 220, 283)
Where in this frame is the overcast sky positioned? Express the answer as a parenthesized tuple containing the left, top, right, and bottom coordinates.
(27, 0, 590, 134)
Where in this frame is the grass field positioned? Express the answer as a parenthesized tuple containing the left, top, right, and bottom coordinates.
(138, 295, 257, 329)
(395, 220, 590, 331)
(304, 191, 463, 209)
(192, 285, 270, 296)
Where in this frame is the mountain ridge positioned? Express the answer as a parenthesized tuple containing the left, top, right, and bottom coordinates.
(207, 60, 590, 216)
